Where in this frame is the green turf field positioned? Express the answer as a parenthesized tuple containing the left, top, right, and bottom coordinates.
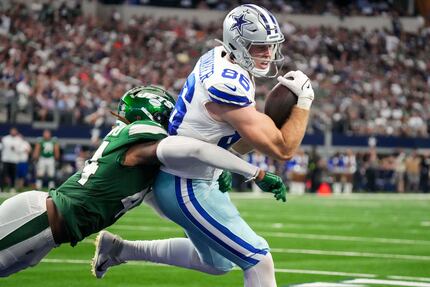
(1, 193, 430, 286)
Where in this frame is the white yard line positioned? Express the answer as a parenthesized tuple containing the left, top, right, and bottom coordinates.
(262, 231, 430, 245)
(270, 248, 430, 261)
(290, 283, 365, 287)
(388, 276, 430, 283)
(274, 268, 375, 278)
(343, 278, 430, 287)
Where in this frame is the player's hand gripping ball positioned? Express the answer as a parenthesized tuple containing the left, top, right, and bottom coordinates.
(264, 82, 298, 128)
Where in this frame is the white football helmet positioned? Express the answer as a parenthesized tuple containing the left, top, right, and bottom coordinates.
(221, 4, 285, 78)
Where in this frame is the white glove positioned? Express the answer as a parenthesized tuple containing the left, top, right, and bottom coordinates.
(277, 70, 314, 110)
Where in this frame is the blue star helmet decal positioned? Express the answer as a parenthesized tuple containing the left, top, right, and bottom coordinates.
(230, 14, 252, 36)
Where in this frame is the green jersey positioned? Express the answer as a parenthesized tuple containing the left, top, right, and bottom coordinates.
(38, 137, 58, 158)
(49, 120, 167, 246)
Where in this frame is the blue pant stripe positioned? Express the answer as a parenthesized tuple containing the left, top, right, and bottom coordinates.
(175, 177, 266, 265)
(175, 177, 259, 265)
(185, 179, 267, 256)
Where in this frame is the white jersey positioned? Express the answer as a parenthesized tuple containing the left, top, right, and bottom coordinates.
(1, 135, 22, 164)
(165, 46, 256, 179)
(169, 46, 255, 147)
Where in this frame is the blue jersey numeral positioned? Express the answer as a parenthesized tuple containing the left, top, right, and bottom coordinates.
(217, 131, 241, 149)
(221, 69, 251, 92)
(168, 73, 196, 135)
(221, 68, 238, 79)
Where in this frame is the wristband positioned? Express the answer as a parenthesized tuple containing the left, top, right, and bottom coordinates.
(296, 97, 312, 110)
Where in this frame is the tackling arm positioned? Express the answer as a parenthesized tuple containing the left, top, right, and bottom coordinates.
(122, 136, 261, 180)
(124, 136, 286, 201)
(156, 136, 286, 201)
(156, 136, 261, 181)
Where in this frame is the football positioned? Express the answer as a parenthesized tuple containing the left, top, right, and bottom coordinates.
(264, 83, 298, 128)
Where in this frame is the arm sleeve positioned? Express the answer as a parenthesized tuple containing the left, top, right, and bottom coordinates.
(156, 136, 259, 180)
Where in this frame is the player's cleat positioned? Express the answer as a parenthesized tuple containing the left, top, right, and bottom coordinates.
(91, 230, 125, 279)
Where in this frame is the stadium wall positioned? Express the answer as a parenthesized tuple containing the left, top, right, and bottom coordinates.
(91, 2, 424, 32)
(8, 0, 422, 32)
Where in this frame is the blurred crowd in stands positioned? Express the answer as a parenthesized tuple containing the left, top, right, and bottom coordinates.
(1, 2, 429, 138)
(126, 0, 418, 17)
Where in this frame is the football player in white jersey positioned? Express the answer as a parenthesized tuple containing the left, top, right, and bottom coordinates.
(93, 5, 314, 287)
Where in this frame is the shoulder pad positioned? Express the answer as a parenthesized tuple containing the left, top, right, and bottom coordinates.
(128, 120, 167, 137)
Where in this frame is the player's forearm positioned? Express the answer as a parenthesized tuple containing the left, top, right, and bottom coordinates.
(237, 112, 306, 161)
(279, 107, 309, 157)
(156, 136, 259, 180)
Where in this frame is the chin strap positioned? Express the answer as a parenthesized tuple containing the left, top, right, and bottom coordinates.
(251, 66, 270, 78)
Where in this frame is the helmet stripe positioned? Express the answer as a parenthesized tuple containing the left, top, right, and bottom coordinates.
(243, 4, 271, 35)
(139, 106, 154, 121)
(244, 4, 280, 35)
(269, 14, 279, 34)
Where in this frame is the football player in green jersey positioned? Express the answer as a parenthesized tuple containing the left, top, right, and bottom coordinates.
(33, 129, 60, 190)
(0, 86, 286, 277)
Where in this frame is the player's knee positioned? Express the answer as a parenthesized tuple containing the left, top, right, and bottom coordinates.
(252, 252, 275, 273)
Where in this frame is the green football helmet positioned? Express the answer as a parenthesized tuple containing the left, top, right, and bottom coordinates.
(118, 85, 176, 129)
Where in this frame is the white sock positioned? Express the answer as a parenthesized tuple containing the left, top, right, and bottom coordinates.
(118, 238, 227, 275)
(244, 252, 276, 287)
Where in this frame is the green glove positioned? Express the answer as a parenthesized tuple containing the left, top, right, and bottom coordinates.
(255, 172, 287, 202)
(218, 170, 233, 193)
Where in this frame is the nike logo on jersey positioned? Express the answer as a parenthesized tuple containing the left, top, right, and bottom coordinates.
(224, 84, 237, 92)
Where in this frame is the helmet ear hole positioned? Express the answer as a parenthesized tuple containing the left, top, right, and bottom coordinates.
(153, 112, 162, 122)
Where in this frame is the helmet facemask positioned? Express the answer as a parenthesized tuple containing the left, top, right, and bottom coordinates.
(242, 41, 284, 78)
